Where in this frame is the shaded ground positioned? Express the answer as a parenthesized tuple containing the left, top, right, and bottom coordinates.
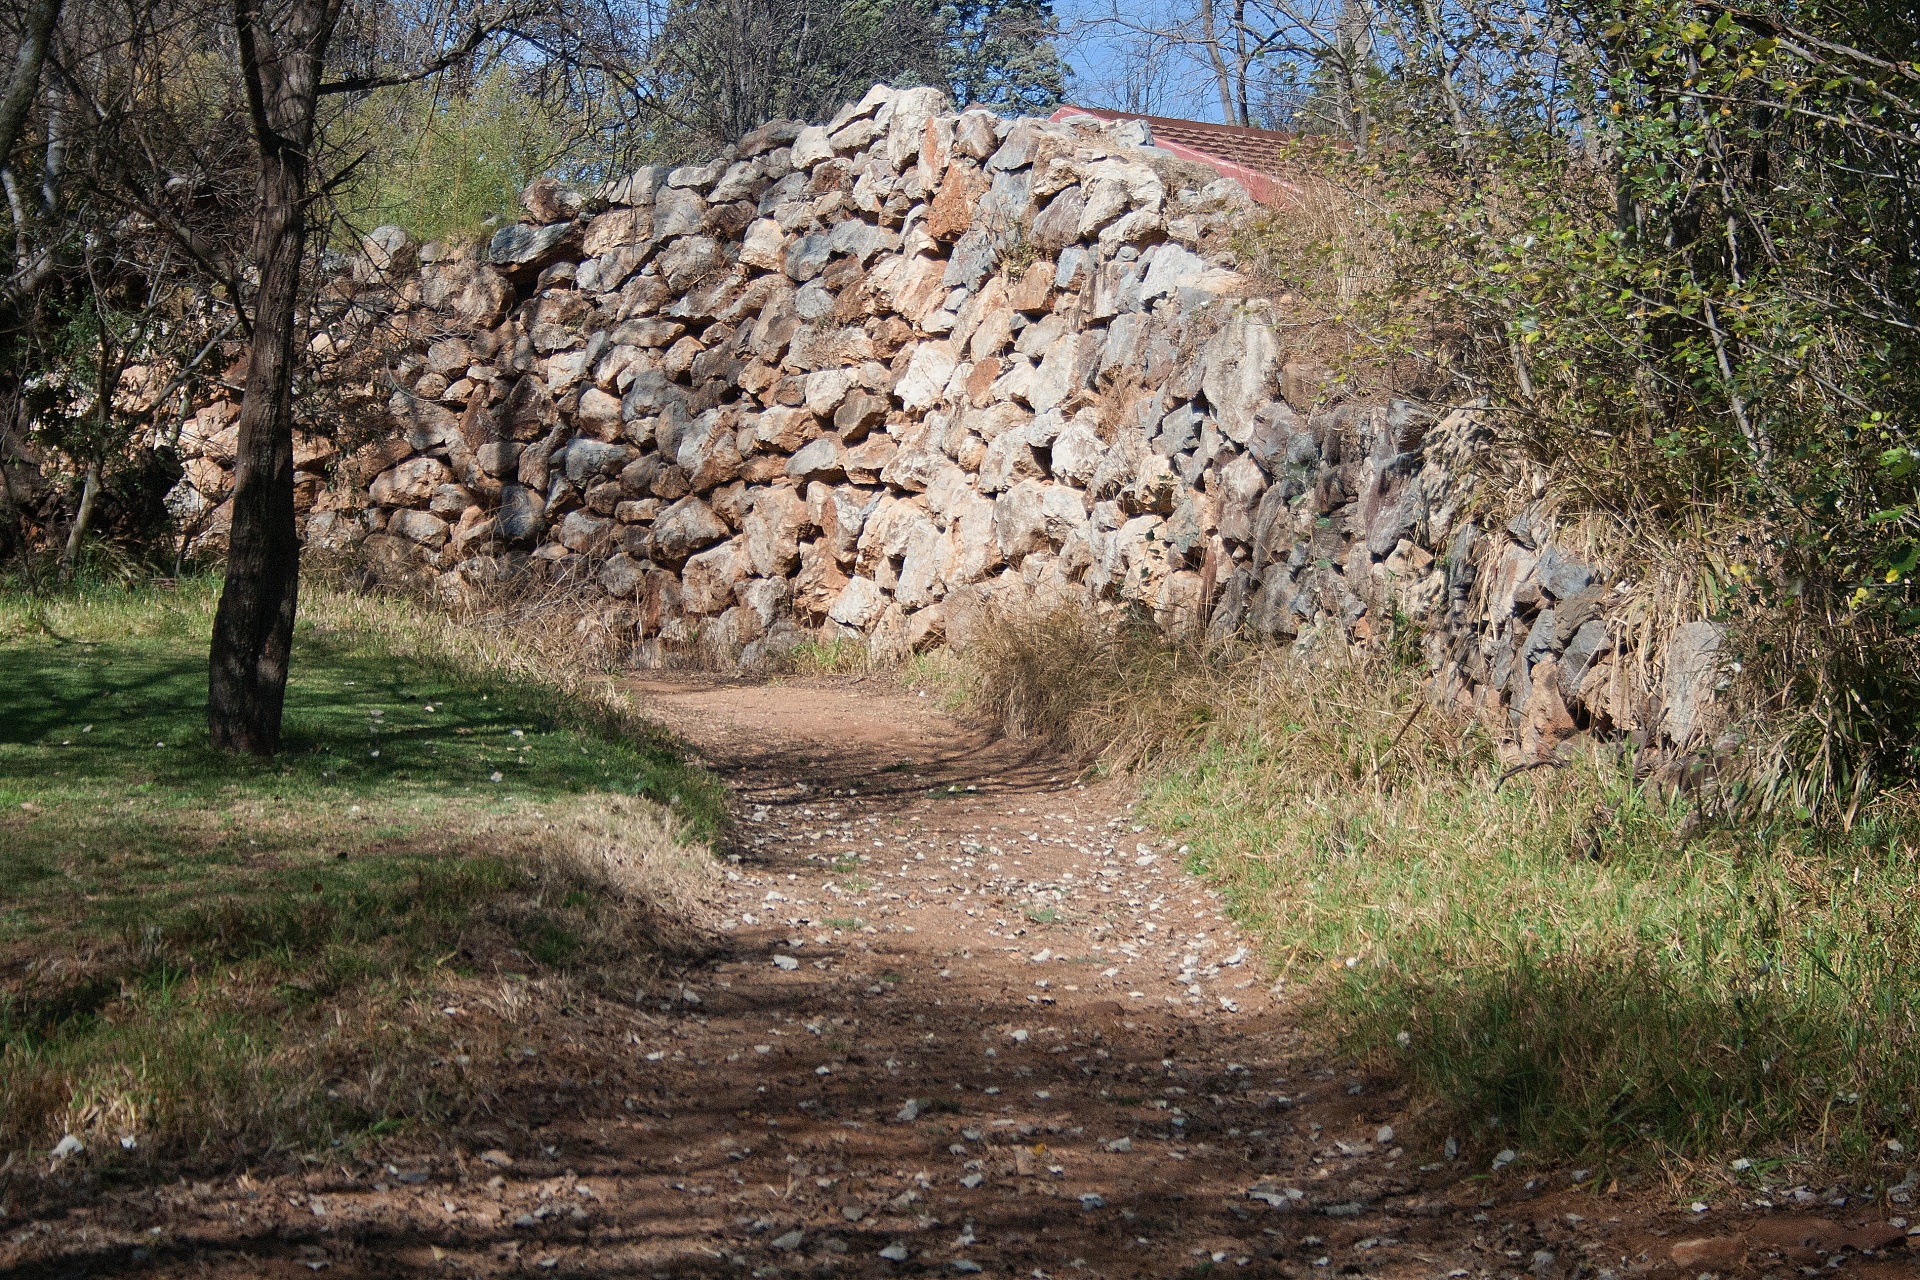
(1, 672, 1912, 1278)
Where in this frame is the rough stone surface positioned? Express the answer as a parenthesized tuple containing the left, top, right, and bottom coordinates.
(165, 96, 1724, 762)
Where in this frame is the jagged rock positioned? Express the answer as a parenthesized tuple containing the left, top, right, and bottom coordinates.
(993, 479, 1051, 560)
(1537, 544, 1595, 599)
(791, 124, 834, 169)
(896, 342, 958, 412)
(788, 435, 847, 481)
(652, 496, 730, 561)
(599, 552, 648, 598)
(785, 232, 833, 282)
(744, 485, 808, 576)
(928, 166, 980, 241)
(370, 456, 451, 506)
(828, 575, 886, 628)
(1660, 620, 1723, 744)
(1201, 314, 1281, 443)
(389, 508, 450, 548)
(684, 538, 751, 614)
(489, 222, 577, 270)
(522, 178, 583, 223)
(495, 485, 545, 541)
(555, 509, 611, 554)
(657, 236, 724, 290)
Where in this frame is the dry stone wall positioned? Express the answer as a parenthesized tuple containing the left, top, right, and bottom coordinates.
(170, 84, 1725, 759)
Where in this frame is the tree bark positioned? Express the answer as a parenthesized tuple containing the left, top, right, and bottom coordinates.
(0, 0, 63, 171)
(208, 0, 336, 755)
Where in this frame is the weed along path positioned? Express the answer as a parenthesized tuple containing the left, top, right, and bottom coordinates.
(6, 674, 1915, 1279)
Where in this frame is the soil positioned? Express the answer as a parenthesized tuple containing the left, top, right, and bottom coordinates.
(1, 673, 1911, 1278)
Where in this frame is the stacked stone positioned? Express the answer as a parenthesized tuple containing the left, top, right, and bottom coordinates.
(168, 83, 1722, 753)
(315, 84, 1457, 668)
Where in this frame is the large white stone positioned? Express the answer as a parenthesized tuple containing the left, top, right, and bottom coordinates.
(895, 341, 958, 412)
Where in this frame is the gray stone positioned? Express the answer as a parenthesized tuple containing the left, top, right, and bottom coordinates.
(653, 186, 707, 239)
(563, 438, 628, 483)
(683, 538, 751, 614)
(389, 508, 449, 548)
(788, 435, 848, 481)
(497, 484, 546, 541)
(1032, 186, 1085, 251)
(488, 222, 575, 268)
(943, 227, 999, 292)
(785, 232, 833, 282)
(993, 480, 1049, 560)
(652, 496, 730, 561)
(556, 509, 612, 554)
(1154, 404, 1200, 457)
(896, 342, 958, 412)
(1049, 418, 1105, 486)
(1536, 545, 1595, 599)
(369, 455, 451, 506)
(599, 552, 648, 599)
(1200, 314, 1281, 443)
(827, 218, 896, 263)
(743, 485, 808, 576)
(829, 575, 886, 629)
(1559, 618, 1611, 699)
(978, 431, 1043, 493)
(657, 236, 724, 290)
(1660, 620, 1723, 744)
(1028, 332, 1094, 414)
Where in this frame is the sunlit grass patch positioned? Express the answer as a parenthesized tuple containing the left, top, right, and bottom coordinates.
(0, 578, 723, 1173)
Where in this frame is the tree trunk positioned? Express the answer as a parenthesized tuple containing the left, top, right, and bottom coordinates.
(208, 141, 304, 753)
(59, 457, 98, 579)
(208, 0, 334, 755)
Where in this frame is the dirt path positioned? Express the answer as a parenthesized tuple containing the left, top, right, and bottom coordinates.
(4, 675, 1911, 1278)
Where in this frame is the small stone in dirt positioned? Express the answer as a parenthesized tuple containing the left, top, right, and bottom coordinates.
(960, 1173, 984, 1188)
(1491, 1148, 1517, 1170)
(896, 1098, 924, 1122)
(952, 1262, 983, 1274)
(513, 1213, 537, 1228)
(395, 1171, 429, 1185)
(50, 1135, 83, 1159)
(1079, 1193, 1107, 1209)
(1671, 1238, 1748, 1270)
(1106, 1138, 1131, 1152)
(1375, 1126, 1394, 1144)
(770, 1229, 805, 1251)
(879, 1242, 910, 1261)
(480, 1149, 514, 1167)
(843, 1204, 865, 1221)
(773, 955, 800, 970)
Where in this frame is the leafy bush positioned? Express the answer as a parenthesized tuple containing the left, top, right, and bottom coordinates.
(1243, 0, 1920, 816)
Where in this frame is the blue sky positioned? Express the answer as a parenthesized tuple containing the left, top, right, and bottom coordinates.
(1052, 0, 1235, 124)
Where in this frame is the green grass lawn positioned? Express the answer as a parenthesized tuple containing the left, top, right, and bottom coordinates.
(1139, 660, 1920, 1181)
(0, 579, 723, 1171)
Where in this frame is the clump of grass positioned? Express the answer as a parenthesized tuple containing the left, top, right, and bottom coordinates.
(777, 636, 877, 676)
(0, 577, 723, 1177)
(956, 601, 1920, 1175)
(964, 602, 1233, 764)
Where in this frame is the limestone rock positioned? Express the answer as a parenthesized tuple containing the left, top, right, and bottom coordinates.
(1200, 314, 1281, 443)
(652, 496, 730, 561)
(744, 485, 808, 576)
(370, 456, 451, 507)
(829, 575, 886, 628)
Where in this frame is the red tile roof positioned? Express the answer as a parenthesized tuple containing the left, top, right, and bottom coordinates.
(1049, 106, 1302, 205)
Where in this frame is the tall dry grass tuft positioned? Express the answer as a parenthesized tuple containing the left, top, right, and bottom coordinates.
(964, 602, 1249, 766)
